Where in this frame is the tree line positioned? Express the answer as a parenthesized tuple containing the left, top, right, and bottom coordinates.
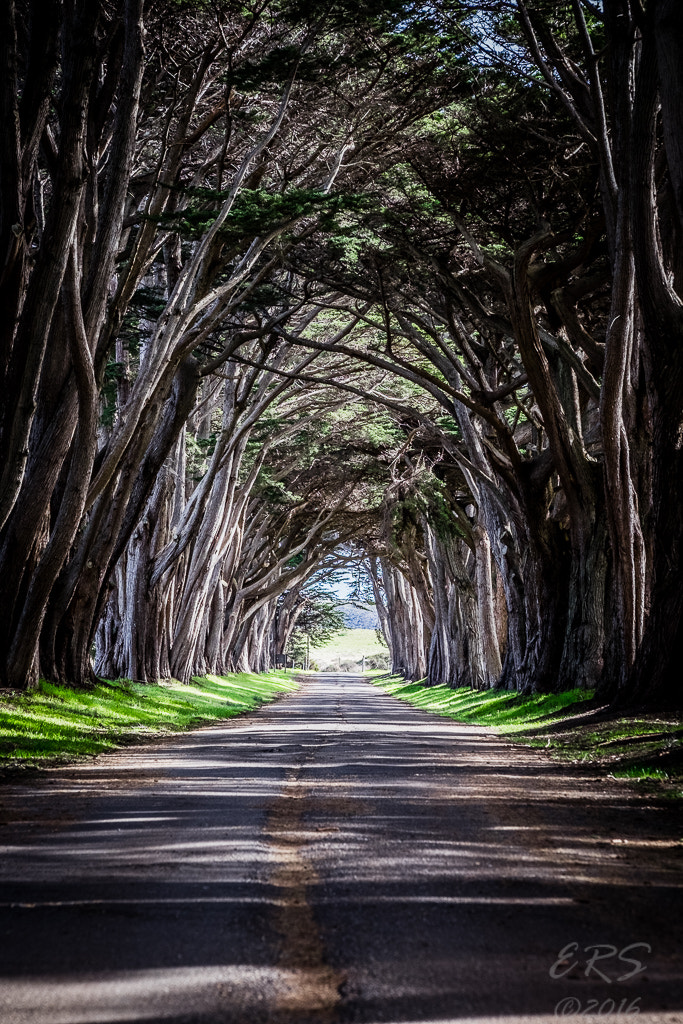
(1, 0, 681, 708)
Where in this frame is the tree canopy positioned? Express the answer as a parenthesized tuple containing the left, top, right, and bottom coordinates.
(1, 0, 682, 709)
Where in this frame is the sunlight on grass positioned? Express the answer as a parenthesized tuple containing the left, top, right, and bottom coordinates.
(375, 678, 592, 732)
(610, 766, 670, 781)
(0, 671, 298, 764)
(374, 676, 682, 792)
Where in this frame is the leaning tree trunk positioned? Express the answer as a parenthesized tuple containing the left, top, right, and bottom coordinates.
(40, 357, 199, 686)
(169, 434, 247, 681)
(95, 442, 180, 682)
(0, 0, 102, 534)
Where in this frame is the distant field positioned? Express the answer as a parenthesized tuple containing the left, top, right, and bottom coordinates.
(312, 628, 387, 667)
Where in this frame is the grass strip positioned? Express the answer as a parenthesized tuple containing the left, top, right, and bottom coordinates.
(374, 675, 683, 795)
(0, 671, 299, 766)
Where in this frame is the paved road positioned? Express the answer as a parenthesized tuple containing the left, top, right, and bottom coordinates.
(0, 675, 681, 1024)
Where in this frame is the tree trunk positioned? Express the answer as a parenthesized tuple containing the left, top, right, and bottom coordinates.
(620, 15, 683, 708)
(380, 559, 428, 680)
(41, 357, 200, 685)
(473, 524, 502, 686)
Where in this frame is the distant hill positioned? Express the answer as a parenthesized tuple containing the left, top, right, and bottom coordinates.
(338, 602, 379, 629)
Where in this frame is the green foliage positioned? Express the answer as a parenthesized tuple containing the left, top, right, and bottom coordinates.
(287, 598, 347, 663)
(434, 414, 462, 438)
(127, 285, 167, 322)
(185, 432, 217, 481)
(389, 469, 469, 546)
(0, 672, 298, 765)
(244, 397, 403, 517)
(228, 45, 305, 90)
(101, 284, 165, 427)
(157, 187, 371, 244)
(251, 465, 300, 507)
(100, 359, 126, 429)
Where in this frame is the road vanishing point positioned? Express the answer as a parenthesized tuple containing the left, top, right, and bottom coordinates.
(0, 675, 681, 1024)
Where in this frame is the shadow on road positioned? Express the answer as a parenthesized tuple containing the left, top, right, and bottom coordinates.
(0, 675, 681, 1023)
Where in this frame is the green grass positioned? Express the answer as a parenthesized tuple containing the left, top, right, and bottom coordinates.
(0, 671, 299, 766)
(610, 766, 671, 781)
(312, 628, 387, 667)
(375, 676, 683, 793)
(376, 677, 593, 731)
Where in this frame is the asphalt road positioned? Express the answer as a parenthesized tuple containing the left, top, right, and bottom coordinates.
(0, 674, 681, 1024)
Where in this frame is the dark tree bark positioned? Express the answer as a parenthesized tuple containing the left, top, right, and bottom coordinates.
(40, 356, 200, 686)
(0, 1, 102, 533)
(621, 6, 683, 707)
